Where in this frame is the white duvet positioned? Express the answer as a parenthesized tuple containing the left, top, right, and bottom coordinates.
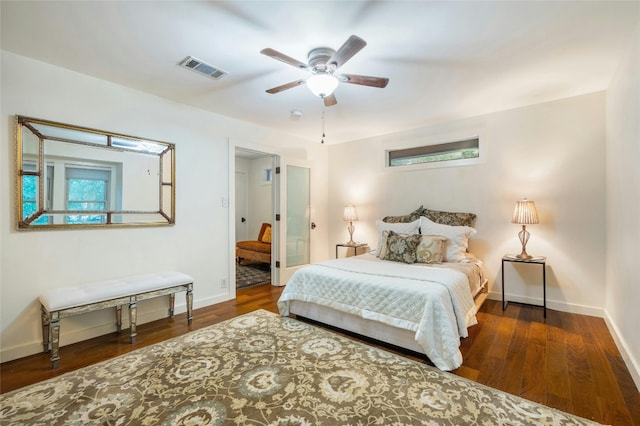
(278, 253, 478, 370)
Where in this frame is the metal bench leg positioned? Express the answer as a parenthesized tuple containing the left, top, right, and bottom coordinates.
(129, 299, 137, 343)
(41, 305, 50, 353)
(187, 284, 193, 325)
(50, 312, 60, 369)
(115, 305, 122, 333)
(169, 293, 175, 317)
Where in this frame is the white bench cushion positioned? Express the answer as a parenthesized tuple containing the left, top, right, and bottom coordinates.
(40, 272, 194, 312)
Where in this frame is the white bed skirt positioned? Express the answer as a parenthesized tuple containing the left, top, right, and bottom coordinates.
(288, 280, 488, 360)
(289, 300, 425, 353)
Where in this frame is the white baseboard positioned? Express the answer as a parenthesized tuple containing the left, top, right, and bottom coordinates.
(603, 311, 640, 392)
(0, 294, 231, 364)
(486, 292, 604, 317)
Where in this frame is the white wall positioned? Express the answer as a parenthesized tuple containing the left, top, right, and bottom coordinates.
(0, 51, 327, 362)
(249, 156, 274, 238)
(605, 22, 640, 390)
(233, 155, 273, 241)
(328, 92, 607, 316)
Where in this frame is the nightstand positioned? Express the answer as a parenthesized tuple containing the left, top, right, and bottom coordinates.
(336, 243, 368, 259)
(501, 255, 547, 317)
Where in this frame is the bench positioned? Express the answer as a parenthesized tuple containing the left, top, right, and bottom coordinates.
(39, 272, 194, 368)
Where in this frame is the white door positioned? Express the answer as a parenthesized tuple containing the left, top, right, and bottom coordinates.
(274, 159, 313, 285)
(235, 171, 249, 242)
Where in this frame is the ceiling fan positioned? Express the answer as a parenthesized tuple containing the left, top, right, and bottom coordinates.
(261, 35, 389, 107)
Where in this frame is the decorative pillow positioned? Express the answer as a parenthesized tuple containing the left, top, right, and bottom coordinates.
(420, 207, 476, 227)
(378, 230, 391, 259)
(261, 225, 272, 243)
(374, 219, 420, 256)
(379, 230, 418, 259)
(381, 231, 421, 264)
(419, 216, 476, 262)
(382, 205, 424, 223)
(415, 235, 447, 264)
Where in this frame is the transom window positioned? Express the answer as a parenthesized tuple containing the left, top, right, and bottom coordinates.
(387, 138, 480, 167)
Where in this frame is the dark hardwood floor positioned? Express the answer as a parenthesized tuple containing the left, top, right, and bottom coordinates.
(2, 284, 639, 425)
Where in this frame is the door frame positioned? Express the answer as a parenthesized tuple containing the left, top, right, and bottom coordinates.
(229, 139, 281, 299)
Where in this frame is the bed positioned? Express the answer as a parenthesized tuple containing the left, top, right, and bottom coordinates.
(278, 207, 487, 371)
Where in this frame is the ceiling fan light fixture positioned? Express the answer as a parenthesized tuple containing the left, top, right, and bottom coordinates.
(262, 35, 388, 106)
(306, 74, 339, 98)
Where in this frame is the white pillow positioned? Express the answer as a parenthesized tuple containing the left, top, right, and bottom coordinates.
(374, 219, 420, 256)
(419, 216, 477, 262)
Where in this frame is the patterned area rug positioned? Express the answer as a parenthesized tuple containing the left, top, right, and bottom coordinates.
(236, 262, 271, 289)
(0, 310, 599, 425)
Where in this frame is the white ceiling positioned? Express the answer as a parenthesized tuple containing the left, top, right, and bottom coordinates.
(2, 1, 639, 144)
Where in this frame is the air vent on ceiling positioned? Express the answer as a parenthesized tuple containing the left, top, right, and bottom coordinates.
(179, 56, 228, 80)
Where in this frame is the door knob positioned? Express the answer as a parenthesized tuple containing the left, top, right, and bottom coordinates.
(241, 217, 246, 223)
(311, 222, 316, 229)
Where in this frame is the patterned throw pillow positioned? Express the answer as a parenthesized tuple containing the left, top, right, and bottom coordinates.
(378, 230, 415, 259)
(420, 207, 476, 227)
(374, 219, 420, 257)
(382, 205, 424, 223)
(381, 231, 422, 264)
(415, 235, 447, 264)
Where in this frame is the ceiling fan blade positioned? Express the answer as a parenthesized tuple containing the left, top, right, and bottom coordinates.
(328, 35, 367, 69)
(260, 48, 308, 70)
(265, 79, 306, 94)
(323, 94, 337, 107)
(340, 73, 389, 88)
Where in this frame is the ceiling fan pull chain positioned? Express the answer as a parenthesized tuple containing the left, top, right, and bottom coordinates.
(321, 107, 326, 144)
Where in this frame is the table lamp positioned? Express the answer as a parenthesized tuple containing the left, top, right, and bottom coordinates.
(343, 204, 358, 245)
(512, 198, 539, 259)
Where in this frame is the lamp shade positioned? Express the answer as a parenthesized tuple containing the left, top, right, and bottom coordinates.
(307, 74, 339, 98)
(512, 198, 539, 224)
(343, 204, 358, 222)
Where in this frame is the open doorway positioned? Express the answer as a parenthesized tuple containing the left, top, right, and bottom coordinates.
(234, 148, 275, 290)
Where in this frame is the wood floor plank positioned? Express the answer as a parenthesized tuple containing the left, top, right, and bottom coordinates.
(566, 332, 599, 422)
(520, 340, 546, 404)
(586, 341, 631, 424)
(606, 351, 638, 425)
(475, 355, 506, 389)
(1, 287, 639, 426)
(528, 319, 547, 346)
(500, 318, 529, 395)
(546, 339, 572, 413)
(460, 310, 500, 370)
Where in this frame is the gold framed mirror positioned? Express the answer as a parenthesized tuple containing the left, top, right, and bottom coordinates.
(16, 116, 175, 230)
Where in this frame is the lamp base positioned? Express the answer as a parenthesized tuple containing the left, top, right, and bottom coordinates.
(346, 222, 355, 245)
(517, 225, 532, 259)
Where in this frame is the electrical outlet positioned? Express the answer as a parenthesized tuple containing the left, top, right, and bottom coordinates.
(221, 278, 228, 288)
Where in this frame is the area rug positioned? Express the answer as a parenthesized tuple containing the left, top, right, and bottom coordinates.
(236, 262, 271, 289)
(0, 310, 599, 425)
